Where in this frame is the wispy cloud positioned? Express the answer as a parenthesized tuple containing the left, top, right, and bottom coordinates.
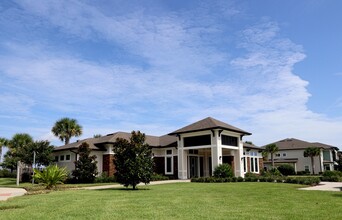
(0, 1, 341, 147)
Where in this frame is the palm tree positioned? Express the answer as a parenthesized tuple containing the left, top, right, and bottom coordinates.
(52, 118, 82, 145)
(8, 133, 33, 153)
(304, 147, 321, 175)
(265, 143, 279, 168)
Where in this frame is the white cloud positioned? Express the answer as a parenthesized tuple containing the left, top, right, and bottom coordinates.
(1, 1, 341, 148)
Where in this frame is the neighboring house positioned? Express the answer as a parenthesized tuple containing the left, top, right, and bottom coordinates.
(53, 117, 264, 179)
(262, 138, 339, 174)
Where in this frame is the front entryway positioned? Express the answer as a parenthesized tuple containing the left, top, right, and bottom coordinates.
(188, 156, 204, 178)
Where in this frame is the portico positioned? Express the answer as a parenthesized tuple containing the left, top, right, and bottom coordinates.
(169, 117, 251, 179)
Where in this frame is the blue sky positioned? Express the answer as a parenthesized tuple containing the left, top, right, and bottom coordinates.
(0, 0, 341, 150)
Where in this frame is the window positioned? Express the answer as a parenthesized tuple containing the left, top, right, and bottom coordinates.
(166, 149, 172, 155)
(324, 164, 330, 171)
(323, 151, 331, 161)
(282, 153, 287, 157)
(275, 153, 281, 157)
(165, 156, 173, 174)
(184, 135, 211, 147)
(189, 149, 198, 154)
(250, 158, 255, 172)
(60, 155, 65, 161)
(66, 154, 71, 161)
(255, 158, 258, 173)
(54, 156, 59, 162)
(221, 135, 238, 146)
(304, 165, 310, 172)
(243, 157, 246, 173)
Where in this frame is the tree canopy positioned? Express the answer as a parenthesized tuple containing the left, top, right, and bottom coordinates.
(113, 131, 153, 190)
(72, 142, 98, 183)
(51, 117, 82, 145)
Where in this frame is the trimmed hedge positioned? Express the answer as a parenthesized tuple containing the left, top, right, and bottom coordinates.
(191, 176, 320, 186)
(151, 173, 169, 181)
(320, 170, 342, 182)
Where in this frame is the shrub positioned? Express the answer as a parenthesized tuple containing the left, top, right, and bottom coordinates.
(296, 171, 310, 175)
(0, 169, 16, 178)
(151, 173, 169, 181)
(33, 165, 68, 189)
(277, 164, 295, 176)
(213, 164, 234, 178)
(245, 172, 259, 178)
(21, 172, 32, 183)
(321, 170, 342, 182)
(95, 172, 116, 183)
(72, 142, 98, 183)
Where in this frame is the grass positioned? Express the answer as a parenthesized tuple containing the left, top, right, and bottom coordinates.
(0, 182, 341, 219)
(0, 178, 117, 191)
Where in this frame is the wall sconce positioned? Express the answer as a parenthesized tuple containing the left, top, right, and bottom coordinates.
(219, 156, 222, 160)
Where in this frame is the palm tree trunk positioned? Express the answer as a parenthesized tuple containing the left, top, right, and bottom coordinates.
(271, 153, 274, 168)
(311, 156, 315, 175)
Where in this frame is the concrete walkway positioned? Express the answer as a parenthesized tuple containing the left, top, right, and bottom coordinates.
(300, 181, 342, 192)
(0, 188, 27, 201)
(83, 179, 190, 190)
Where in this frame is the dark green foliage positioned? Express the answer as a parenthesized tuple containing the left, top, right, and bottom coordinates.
(21, 172, 32, 182)
(277, 164, 295, 176)
(296, 171, 310, 175)
(320, 170, 342, 182)
(51, 117, 82, 145)
(95, 172, 116, 183)
(34, 165, 68, 189)
(72, 142, 98, 183)
(151, 173, 169, 181)
(1, 151, 19, 172)
(17, 140, 54, 167)
(113, 131, 154, 190)
(213, 164, 234, 178)
(265, 143, 278, 168)
(0, 169, 16, 178)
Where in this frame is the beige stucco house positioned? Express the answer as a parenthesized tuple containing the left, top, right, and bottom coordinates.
(53, 117, 263, 179)
(262, 138, 339, 174)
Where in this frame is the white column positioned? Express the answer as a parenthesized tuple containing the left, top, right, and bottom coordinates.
(211, 130, 222, 175)
(177, 136, 188, 179)
(320, 150, 324, 172)
(235, 137, 244, 177)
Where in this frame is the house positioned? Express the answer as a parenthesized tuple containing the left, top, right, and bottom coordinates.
(262, 138, 339, 174)
(53, 117, 264, 179)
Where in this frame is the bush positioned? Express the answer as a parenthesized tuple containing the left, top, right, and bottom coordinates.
(95, 172, 116, 183)
(321, 170, 342, 182)
(0, 169, 16, 178)
(245, 172, 259, 178)
(34, 165, 68, 189)
(151, 173, 169, 181)
(21, 172, 32, 183)
(213, 164, 234, 178)
(277, 164, 295, 176)
(296, 171, 310, 175)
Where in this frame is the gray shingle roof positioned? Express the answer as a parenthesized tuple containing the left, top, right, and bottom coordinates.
(168, 117, 251, 135)
(53, 131, 177, 152)
(261, 138, 338, 150)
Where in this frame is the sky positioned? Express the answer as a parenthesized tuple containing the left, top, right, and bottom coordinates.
(0, 0, 341, 153)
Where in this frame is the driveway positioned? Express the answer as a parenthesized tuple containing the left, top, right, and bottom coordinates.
(0, 188, 27, 201)
(300, 181, 342, 192)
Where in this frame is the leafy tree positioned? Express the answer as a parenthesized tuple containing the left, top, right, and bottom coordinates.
(277, 164, 295, 176)
(304, 147, 321, 174)
(1, 133, 34, 170)
(34, 165, 68, 189)
(72, 142, 98, 183)
(1, 151, 18, 172)
(265, 144, 278, 168)
(113, 131, 153, 190)
(52, 117, 82, 145)
(17, 140, 54, 167)
(93, 134, 102, 138)
(213, 164, 234, 178)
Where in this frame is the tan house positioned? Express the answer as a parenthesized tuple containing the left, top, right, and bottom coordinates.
(53, 117, 264, 178)
(262, 138, 339, 174)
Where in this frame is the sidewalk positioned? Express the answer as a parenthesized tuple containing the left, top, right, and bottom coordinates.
(83, 179, 190, 190)
(0, 188, 27, 201)
(300, 181, 342, 192)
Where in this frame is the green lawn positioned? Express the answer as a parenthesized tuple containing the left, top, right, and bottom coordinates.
(0, 182, 341, 219)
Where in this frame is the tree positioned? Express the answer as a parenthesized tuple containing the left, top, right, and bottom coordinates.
(93, 134, 102, 138)
(34, 165, 68, 189)
(304, 147, 321, 175)
(72, 142, 98, 183)
(17, 140, 54, 167)
(265, 144, 278, 168)
(2, 133, 34, 170)
(113, 131, 154, 190)
(51, 117, 82, 145)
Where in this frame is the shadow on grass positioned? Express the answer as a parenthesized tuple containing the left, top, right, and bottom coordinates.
(96, 187, 151, 191)
(333, 187, 342, 191)
(0, 205, 25, 210)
